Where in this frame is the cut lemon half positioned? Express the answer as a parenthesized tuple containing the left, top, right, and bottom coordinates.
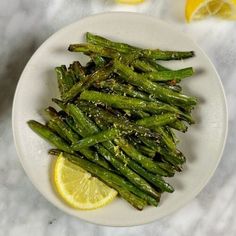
(53, 153, 117, 210)
(185, 0, 236, 22)
(116, 0, 144, 4)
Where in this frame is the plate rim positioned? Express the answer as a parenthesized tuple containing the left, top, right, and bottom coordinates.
(12, 12, 228, 227)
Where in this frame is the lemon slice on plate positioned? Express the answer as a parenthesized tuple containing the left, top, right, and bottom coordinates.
(116, 0, 144, 4)
(54, 153, 117, 210)
(185, 0, 236, 22)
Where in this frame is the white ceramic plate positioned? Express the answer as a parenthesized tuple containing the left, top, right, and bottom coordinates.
(12, 12, 228, 226)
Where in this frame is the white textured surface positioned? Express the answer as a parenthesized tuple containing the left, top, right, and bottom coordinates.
(1, 0, 236, 235)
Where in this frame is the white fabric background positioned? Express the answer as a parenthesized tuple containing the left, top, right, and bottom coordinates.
(1, 1, 236, 235)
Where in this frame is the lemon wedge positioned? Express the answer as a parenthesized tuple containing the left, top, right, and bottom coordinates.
(53, 153, 117, 210)
(185, 0, 236, 22)
(116, 0, 144, 4)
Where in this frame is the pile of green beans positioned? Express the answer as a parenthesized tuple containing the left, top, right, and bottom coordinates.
(28, 32, 197, 210)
